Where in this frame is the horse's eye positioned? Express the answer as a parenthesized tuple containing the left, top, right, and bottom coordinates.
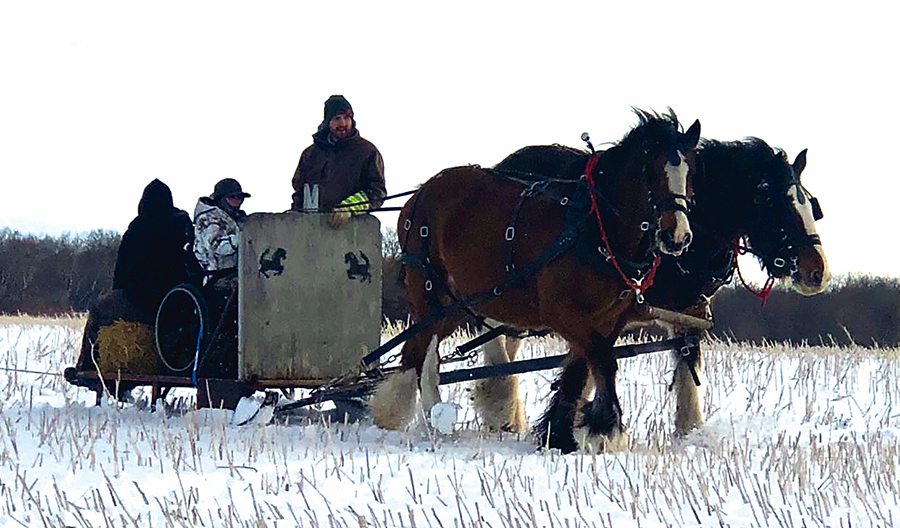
(810, 197, 824, 221)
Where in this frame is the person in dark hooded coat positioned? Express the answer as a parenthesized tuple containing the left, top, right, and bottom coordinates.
(113, 179, 196, 313)
(65, 179, 196, 396)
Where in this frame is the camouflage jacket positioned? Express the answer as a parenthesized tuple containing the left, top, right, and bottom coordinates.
(193, 198, 241, 272)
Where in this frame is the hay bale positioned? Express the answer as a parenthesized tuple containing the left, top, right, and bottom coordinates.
(96, 321, 160, 375)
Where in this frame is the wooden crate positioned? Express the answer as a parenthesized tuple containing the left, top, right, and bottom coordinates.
(237, 212, 382, 383)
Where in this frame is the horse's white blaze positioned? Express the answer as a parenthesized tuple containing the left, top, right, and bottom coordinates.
(787, 185, 818, 238)
(664, 152, 691, 246)
(787, 185, 831, 283)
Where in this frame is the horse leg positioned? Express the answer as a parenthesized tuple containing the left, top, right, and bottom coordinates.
(419, 335, 441, 413)
(669, 298, 709, 435)
(671, 334, 704, 435)
(371, 316, 461, 431)
(371, 332, 432, 430)
(578, 332, 629, 452)
(533, 354, 589, 454)
(472, 322, 527, 433)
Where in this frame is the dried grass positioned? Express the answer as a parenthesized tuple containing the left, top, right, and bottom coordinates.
(96, 320, 160, 374)
(0, 316, 898, 527)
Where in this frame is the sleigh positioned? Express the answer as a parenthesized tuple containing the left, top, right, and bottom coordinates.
(67, 209, 709, 414)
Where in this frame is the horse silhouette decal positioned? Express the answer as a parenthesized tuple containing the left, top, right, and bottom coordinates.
(344, 251, 371, 283)
(258, 248, 287, 278)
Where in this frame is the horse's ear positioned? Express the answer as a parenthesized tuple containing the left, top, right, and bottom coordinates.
(683, 119, 701, 150)
(793, 148, 808, 177)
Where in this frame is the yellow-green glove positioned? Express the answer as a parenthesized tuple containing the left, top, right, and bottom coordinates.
(338, 192, 369, 212)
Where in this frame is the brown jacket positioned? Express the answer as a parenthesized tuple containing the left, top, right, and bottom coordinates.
(291, 127, 386, 211)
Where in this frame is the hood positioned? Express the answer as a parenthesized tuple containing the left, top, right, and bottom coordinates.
(137, 179, 175, 217)
(194, 196, 245, 221)
(193, 196, 219, 219)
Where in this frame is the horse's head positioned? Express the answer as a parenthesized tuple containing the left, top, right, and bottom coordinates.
(746, 148, 830, 295)
(620, 109, 701, 257)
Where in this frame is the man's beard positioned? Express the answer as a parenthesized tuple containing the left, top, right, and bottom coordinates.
(331, 127, 352, 140)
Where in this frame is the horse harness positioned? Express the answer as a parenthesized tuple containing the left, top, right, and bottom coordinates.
(399, 154, 678, 332)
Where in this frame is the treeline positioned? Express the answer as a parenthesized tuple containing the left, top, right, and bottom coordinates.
(0, 228, 120, 314)
(0, 226, 414, 320)
(2, 228, 898, 347)
(710, 274, 900, 348)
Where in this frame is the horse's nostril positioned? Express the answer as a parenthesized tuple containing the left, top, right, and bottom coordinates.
(811, 270, 823, 284)
(682, 232, 692, 248)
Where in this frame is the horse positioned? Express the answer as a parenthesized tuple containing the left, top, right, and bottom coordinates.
(490, 136, 830, 444)
(640, 137, 830, 434)
(369, 109, 701, 453)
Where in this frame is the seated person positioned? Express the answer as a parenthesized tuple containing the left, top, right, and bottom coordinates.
(193, 178, 249, 287)
(191, 178, 250, 378)
(66, 179, 196, 396)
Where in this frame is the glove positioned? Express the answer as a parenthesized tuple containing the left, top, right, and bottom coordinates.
(328, 209, 353, 228)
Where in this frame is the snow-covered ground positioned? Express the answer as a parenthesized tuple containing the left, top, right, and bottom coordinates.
(0, 315, 898, 527)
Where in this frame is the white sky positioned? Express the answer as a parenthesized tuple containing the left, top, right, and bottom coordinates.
(1, 1, 897, 278)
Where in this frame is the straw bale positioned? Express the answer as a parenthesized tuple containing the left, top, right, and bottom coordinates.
(96, 320, 161, 375)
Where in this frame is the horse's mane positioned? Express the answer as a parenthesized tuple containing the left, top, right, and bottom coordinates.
(621, 107, 683, 143)
(597, 108, 683, 174)
(696, 137, 794, 194)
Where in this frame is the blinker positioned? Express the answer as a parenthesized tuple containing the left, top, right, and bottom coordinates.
(810, 197, 824, 221)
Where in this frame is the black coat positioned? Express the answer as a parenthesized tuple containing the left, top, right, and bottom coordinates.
(113, 179, 197, 316)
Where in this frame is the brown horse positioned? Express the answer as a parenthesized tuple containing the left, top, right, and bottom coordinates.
(370, 110, 701, 453)
(489, 137, 831, 443)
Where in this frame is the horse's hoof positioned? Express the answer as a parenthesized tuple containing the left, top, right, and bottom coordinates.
(534, 428, 579, 454)
(674, 417, 704, 436)
(575, 427, 631, 453)
(472, 375, 528, 434)
(371, 370, 418, 430)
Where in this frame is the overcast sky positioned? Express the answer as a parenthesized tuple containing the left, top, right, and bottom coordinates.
(1, 1, 897, 278)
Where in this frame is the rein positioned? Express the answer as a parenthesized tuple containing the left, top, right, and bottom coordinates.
(331, 188, 419, 213)
(732, 236, 775, 305)
(583, 153, 661, 302)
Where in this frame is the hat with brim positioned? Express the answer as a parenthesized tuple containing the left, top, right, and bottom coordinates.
(211, 178, 251, 201)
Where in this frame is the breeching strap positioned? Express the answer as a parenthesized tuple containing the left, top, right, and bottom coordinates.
(582, 154, 661, 301)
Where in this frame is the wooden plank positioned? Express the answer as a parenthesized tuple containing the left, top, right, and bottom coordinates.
(637, 305, 713, 331)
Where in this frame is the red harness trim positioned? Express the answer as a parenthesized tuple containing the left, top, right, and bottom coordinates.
(583, 154, 661, 301)
(733, 236, 775, 305)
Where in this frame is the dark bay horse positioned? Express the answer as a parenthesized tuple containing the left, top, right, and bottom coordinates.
(641, 138, 830, 434)
(492, 136, 829, 445)
(370, 110, 701, 453)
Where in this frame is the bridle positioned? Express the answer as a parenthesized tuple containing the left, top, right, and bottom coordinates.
(743, 171, 824, 280)
(584, 142, 693, 301)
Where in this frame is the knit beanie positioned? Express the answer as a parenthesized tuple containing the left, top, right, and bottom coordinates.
(324, 95, 353, 122)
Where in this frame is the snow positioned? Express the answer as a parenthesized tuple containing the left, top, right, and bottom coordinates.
(0, 316, 898, 527)
(429, 402, 461, 435)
